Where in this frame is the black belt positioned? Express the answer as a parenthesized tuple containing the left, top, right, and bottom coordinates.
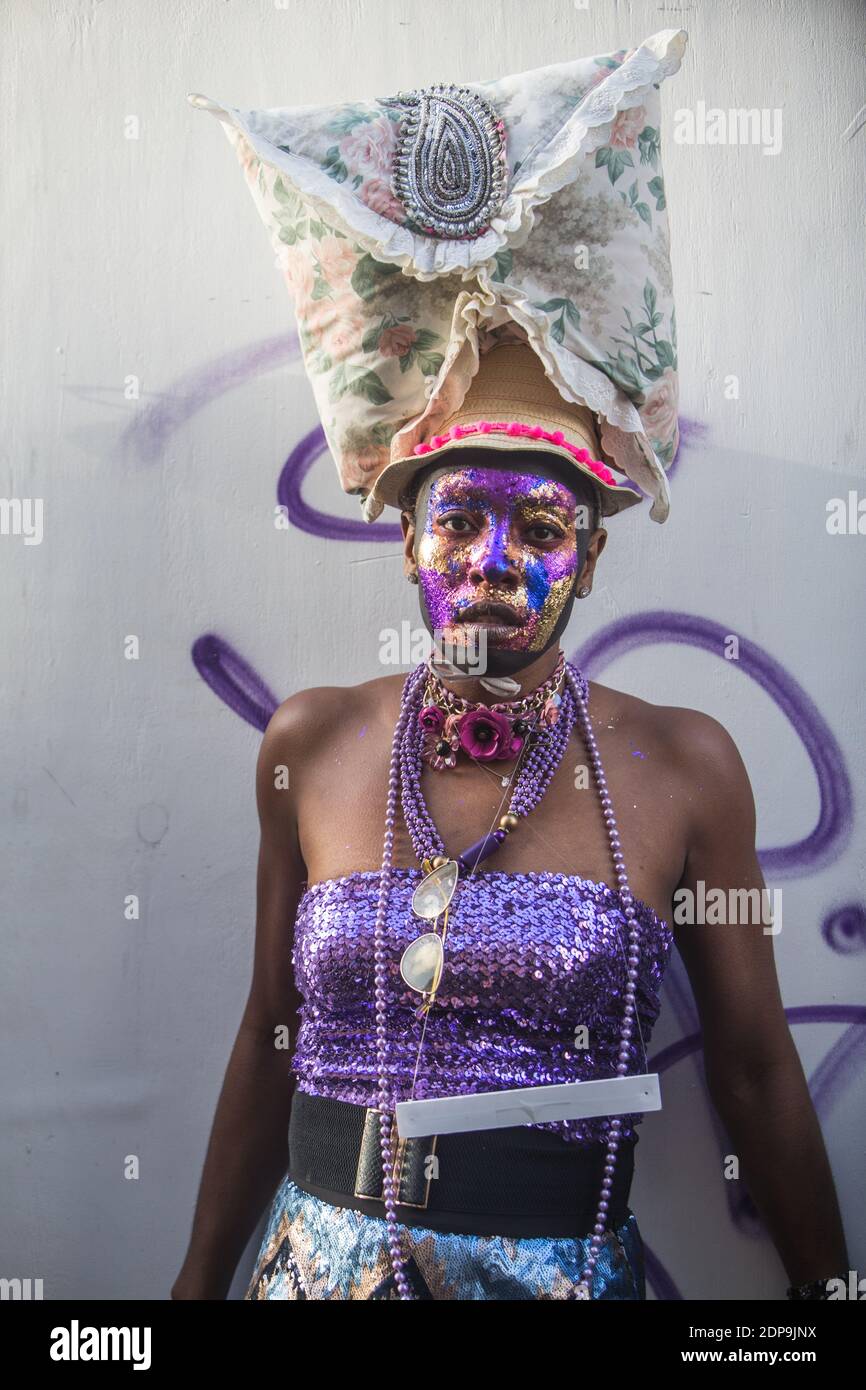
(287, 1090, 636, 1238)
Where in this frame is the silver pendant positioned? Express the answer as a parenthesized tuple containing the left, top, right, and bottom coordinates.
(379, 83, 507, 239)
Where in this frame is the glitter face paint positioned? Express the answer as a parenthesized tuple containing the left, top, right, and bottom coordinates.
(414, 464, 592, 666)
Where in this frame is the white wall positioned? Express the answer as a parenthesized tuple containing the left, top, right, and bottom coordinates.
(1, 0, 864, 1301)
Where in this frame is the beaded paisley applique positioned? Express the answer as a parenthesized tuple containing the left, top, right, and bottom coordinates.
(379, 83, 507, 238)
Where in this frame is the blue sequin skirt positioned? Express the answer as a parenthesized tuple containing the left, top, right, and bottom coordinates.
(245, 1174, 646, 1300)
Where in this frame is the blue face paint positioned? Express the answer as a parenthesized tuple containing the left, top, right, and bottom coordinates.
(413, 462, 593, 672)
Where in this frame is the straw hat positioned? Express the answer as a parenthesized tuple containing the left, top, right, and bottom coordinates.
(367, 342, 644, 517)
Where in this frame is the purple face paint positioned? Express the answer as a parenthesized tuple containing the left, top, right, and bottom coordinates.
(415, 464, 589, 657)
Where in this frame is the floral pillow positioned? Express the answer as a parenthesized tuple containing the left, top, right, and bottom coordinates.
(189, 26, 687, 522)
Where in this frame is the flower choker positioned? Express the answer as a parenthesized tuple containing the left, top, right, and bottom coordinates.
(418, 650, 566, 771)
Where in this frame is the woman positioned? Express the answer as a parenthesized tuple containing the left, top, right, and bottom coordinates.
(171, 343, 849, 1301)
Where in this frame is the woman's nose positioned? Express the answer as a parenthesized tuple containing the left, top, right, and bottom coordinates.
(468, 527, 520, 586)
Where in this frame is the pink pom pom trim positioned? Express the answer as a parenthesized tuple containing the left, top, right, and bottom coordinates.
(411, 419, 620, 487)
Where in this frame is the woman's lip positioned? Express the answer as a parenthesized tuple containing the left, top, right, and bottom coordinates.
(457, 604, 523, 625)
(458, 617, 518, 630)
(453, 619, 523, 641)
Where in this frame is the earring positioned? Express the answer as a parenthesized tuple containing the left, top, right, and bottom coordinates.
(407, 571, 419, 585)
(577, 585, 591, 598)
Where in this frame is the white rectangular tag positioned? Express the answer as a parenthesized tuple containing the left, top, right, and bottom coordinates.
(395, 1073, 661, 1138)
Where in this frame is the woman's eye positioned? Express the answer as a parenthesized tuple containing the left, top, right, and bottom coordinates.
(439, 514, 474, 535)
(526, 523, 564, 543)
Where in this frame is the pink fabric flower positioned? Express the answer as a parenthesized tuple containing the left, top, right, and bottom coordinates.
(379, 324, 417, 357)
(345, 441, 390, 478)
(420, 731, 458, 771)
(457, 707, 521, 761)
(360, 177, 406, 221)
(641, 367, 678, 445)
(339, 118, 396, 179)
(315, 234, 358, 287)
(609, 104, 646, 149)
(238, 138, 260, 183)
(418, 706, 445, 733)
(280, 247, 315, 306)
(323, 307, 366, 360)
(444, 712, 463, 740)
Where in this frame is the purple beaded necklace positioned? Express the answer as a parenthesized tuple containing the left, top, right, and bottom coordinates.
(371, 654, 644, 1301)
(400, 655, 579, 872)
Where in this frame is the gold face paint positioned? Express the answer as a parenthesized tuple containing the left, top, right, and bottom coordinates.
(415, 464, 588, 655)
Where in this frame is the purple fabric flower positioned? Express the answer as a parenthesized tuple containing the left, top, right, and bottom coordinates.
(457, 707, 521, 761)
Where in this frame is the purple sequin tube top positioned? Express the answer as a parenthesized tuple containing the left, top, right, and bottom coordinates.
(289, 867, 674, 1147)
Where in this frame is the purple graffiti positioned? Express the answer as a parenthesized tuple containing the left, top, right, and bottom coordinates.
(121, 334, 301, 464)
(191, 634, 279, 731)
(278, 425, 402, 543)
(822, 903, 866, 954)
(572, 611, 853, 878)
(806, 1007, 866, 1123)
(665, 416, 708, 481)
(652, 1005, 866, 1077)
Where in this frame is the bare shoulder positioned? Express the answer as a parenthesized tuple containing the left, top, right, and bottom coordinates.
(587, 679, 754, 801)
(258, 671, 402, 762)
(254, 676, 391, 838)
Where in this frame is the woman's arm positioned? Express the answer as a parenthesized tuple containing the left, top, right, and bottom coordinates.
(171, 695, 314, 1299)
(670, 709, 849, 1289)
